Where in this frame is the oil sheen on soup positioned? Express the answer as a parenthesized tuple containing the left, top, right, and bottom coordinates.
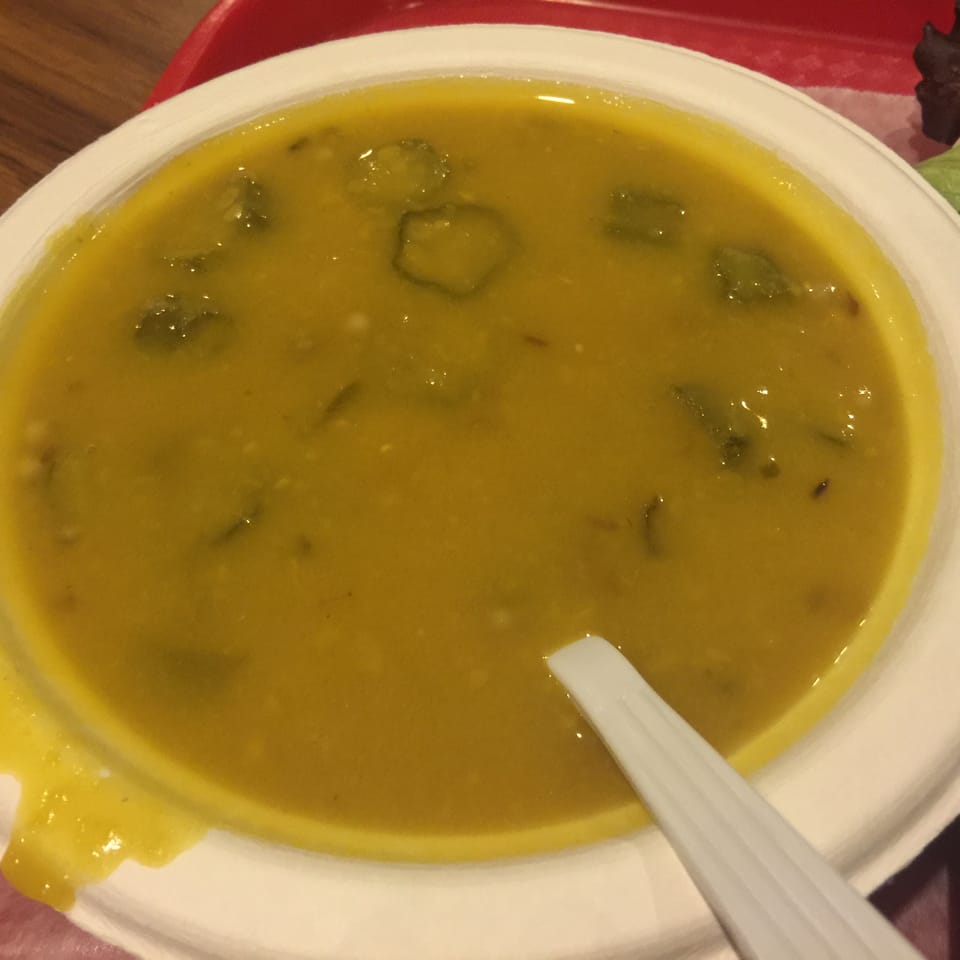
(0, 79, 915, 854)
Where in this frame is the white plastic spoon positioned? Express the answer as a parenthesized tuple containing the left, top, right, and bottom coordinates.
(547, 635, 924, 960)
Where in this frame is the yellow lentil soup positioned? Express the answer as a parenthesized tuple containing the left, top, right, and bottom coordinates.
(0, 79, 934, 863)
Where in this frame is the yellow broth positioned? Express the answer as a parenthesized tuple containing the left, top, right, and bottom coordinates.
(0, 80, 936, 862)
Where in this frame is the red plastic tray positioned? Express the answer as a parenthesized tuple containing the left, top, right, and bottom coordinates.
(146, 0, 952, 106)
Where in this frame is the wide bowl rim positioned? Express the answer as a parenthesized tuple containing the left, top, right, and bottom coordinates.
(1, 22, 960, 960)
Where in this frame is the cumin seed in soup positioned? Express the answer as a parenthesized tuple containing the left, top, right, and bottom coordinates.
(0, 79, 917, 854)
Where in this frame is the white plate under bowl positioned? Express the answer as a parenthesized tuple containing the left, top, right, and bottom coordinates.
(1, 23, 960, 960)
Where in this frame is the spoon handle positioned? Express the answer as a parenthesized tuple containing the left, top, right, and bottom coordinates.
(547, 636, 924, 960)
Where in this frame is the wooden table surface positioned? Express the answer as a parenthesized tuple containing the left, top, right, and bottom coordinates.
(0, 0, 214, 214)
(0, 1, 959, 957)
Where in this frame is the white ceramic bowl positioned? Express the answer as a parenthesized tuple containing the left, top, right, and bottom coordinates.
(2, 24, 960, 960)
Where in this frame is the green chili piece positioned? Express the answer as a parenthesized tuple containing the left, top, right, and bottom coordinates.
(604, 189, 685, 244)
(672, 384, 754, 469)
(134, 293, 230, 356)
(713, 247, 794, 303)
(349, 140, 449, 206)
(223, 174, 270, 230)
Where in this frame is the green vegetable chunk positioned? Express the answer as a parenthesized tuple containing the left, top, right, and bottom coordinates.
(222, 174, 270, 230)
(672, 384, 754, 468)
(349, 140, 449, 206)
(713, 247, 794, 303)
(162, 251, 214, 274)
(394, 204, 514, 296)
(148, 644, 246, 700)
(719, 433, 750, 466)
(604, 188, 685, 243)
(134, 293, 230, 355)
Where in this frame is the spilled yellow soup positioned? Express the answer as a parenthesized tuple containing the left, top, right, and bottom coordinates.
(0, 79, 939, 896)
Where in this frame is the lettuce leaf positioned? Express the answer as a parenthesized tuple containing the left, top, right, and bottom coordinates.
(916, 145, 960, 212)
